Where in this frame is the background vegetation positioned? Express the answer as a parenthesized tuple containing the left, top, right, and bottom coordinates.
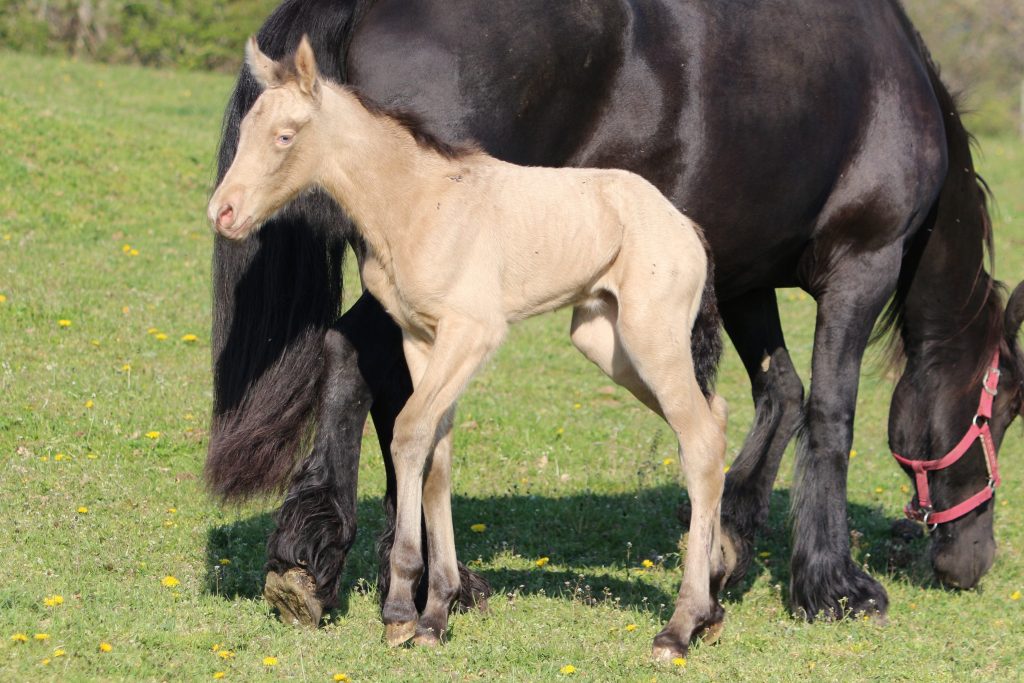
(1, 41, 1022, 681)
(0, 0, 1022, 136)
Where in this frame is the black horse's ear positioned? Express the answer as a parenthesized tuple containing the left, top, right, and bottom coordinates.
(1006, 280, 1024, 341)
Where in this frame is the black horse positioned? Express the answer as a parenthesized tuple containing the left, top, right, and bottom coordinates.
(207, 0, 1024, 632)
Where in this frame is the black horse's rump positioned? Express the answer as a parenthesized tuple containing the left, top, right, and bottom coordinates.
(206, 0, 1024, 623)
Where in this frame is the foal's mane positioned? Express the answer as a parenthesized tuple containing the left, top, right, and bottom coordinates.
(270, 54, 479, 161)
(348, 88, 482, 161)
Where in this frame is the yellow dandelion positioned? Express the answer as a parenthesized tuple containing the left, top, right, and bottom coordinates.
(0, 294, 6, 303)
(147, 327, 159, 335)
(535, 557, 550, 567)
(333, 675, 351, 682)
(672, 657, 686, 667)
(217, 649, 235, 659)
(213, 673, 226, 680)
(181, 334, 199, 343)
(759, 551, 771, 558)
(145, 431, 161, 439)
(53, 649, 65, 657)
(58, 319, 72, 328)
(166, 507, 177, 514)
(874, 487, 884, 494)
(900, 484, 910, 494)
(122, 244, 132, 253)
(120, 363, 131, 372)
(556, 426, 565, 435)
(219, 558, 231, 566)
(43, 594, 64, 607)
(641, 559, 654, 568)
(154, 333, 168, 341)
(849, 449, 857, 458)
(625, 623, 637, 632)
(560, 664, 576, 674)
(11, 633, 28, 643)
(723, 464, 731, 473)
(54, 453, 64, 461)
(662, 457, 673, 466)
(129, 249, 139, 257)
(161, 575, 180, 588)
(121, 306, 130, 314)
(90, 339, 100, 347)
(34, 633, 50, 641)
(40, 455, 49, 462)
(470, 523, 486, 533)
(263, 656, 278, 666)
(87, 453, 98, 460)
(573, 402, 582, 409)
(85, 400, 94, 408)
(1011, 591, 1021, 601)
(99, 642, 112, 652)
(77, 506, 89, 514)
(211, 643, 221, 652)
(41, 658, 51, 665)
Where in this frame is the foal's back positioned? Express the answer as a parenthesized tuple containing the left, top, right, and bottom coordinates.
(432, 160, 706, 323)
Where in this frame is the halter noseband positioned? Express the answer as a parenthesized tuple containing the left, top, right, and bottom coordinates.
(891, 350, 1002, 528)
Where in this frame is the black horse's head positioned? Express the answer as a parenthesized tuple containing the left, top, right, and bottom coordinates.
(897, 281, 1024, 589)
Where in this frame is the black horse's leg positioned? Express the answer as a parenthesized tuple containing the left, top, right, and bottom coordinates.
(715, 289, 805, 587)
(788, 248, 900, 621)
(263, 298, 376, 627)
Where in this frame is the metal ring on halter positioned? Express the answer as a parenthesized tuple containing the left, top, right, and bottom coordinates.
(973, 414, 986, 428)
(987, 478, 996, 491)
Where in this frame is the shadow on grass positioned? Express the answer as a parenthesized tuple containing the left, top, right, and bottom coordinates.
(202, 484, 934, 613)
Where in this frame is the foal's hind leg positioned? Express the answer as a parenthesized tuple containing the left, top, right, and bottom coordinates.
(571, 295, 727, 661)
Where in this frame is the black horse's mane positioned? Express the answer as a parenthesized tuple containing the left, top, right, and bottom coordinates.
(871, 7, 1007, 393)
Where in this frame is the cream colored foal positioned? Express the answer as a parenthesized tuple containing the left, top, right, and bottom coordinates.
(209, 36, 728, 662)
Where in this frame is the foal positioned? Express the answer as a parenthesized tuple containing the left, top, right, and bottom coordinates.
(209, 36, 728, 662)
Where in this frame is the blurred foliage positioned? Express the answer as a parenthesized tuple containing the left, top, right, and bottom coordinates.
(0, 0, 278, 72)
(1, 0, 1021, 134)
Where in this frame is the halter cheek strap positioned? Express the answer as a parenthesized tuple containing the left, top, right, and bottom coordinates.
(891, 351, 1002, 527)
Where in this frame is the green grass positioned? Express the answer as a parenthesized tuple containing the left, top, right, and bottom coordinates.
(1, 51, 1022, 681)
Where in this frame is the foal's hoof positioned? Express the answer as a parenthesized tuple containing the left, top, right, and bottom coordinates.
(651, 634, 688, 664)
(412, 625, 444, 647)
(385, 620, 417, 647)
(264, 568, 322, 628)
(698, 618, 725, 646)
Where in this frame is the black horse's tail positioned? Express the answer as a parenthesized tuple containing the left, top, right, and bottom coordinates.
(873, 4, 1001, 388)
(206, 0, 370, 500)
(693, 238, 723, 399)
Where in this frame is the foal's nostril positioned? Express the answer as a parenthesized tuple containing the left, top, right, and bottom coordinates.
(216, 204, 235, 230)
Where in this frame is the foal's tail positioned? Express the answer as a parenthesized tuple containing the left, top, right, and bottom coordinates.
(692, 240, 723, 399)
(206, 0, 369, 499)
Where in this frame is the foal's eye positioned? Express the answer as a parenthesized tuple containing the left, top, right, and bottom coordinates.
(276, 133, 294, 146)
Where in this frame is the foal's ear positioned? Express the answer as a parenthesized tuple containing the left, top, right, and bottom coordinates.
(246, 36, 279, 89)
(294, 35, 321, 101)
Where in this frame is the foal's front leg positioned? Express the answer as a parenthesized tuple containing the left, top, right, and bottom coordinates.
(382, 319, 504, 646)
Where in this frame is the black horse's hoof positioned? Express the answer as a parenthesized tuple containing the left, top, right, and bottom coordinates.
(264, 568, 323, 628)
(790, 558, 889, 623)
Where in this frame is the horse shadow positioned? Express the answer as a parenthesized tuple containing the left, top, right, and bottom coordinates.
(202, 485, 933, 615)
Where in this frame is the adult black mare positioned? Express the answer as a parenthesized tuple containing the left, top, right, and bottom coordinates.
(207, 0, 1024, 635)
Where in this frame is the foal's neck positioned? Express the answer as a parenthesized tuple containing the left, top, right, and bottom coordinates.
(318, 85, 463, 257)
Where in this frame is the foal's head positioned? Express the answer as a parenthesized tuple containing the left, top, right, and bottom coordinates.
(209, 36, 326, 239)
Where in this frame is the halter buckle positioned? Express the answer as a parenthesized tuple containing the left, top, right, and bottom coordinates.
(983, 367, 1000, 396)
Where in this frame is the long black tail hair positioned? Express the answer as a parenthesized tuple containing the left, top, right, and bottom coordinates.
(206, 0, 373, 499)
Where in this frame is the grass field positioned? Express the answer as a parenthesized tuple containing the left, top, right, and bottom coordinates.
(1, 51, 1022, 681)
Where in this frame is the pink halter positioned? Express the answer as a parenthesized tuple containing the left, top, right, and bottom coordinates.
(891, 351, 1002, 527)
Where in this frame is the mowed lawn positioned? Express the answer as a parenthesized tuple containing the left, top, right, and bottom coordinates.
(1, 51, 1022, 681)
